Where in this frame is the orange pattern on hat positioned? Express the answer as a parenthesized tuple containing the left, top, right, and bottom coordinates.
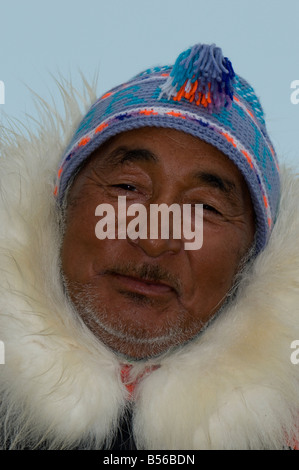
(78, 137, 91, 147)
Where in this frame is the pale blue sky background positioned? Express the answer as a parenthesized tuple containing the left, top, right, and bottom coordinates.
(1, 0, 299, 168)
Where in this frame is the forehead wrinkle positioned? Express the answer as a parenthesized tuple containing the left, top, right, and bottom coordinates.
(96, 145, 158, 168)
(193, 171, 237, 195)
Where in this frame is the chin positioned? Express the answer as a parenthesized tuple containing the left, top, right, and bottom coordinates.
(98, 331, 185, 361)
(64, 279, 207, 360)
(83, 311, 202, 361)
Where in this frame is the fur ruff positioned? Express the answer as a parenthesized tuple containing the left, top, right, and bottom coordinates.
(0, 79, 299, 450)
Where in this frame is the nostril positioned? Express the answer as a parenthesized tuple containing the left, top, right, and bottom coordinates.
(128, 236, 182, 258)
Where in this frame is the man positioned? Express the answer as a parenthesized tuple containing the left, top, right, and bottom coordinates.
(0, 42, 298, 450)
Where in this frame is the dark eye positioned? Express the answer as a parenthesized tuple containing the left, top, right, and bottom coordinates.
(203, 204, 220, 214)
(112, 184, 137, 192)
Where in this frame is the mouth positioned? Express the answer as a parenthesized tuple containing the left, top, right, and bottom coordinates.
(104, 271, 178, 298)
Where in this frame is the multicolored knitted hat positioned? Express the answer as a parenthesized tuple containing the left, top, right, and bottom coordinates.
(55, 43, 280, 254)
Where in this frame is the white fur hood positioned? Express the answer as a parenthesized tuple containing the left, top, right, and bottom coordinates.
(0, 81, 299, 450)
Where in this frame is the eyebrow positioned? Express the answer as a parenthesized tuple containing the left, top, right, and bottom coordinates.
(104, 146, 158, 165)
(193, 171, 238, 198)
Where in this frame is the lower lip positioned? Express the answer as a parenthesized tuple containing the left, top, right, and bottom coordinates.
(110, 273, 174, 297)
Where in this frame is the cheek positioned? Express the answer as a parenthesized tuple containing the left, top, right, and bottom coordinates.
(60, 202, 107, 281)
(190, 224, 251, 297)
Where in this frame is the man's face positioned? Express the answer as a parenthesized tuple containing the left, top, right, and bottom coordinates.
(60, 127, 255, 360)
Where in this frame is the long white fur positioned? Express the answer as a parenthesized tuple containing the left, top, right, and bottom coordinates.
(0, 78, 299, 449)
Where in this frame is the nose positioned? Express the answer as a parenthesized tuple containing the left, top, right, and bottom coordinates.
(126, 206, 183, 258)
(129, 235, 182, 258)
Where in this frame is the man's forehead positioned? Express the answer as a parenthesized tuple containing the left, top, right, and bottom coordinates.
(83, 128, 245, 189)
(86, 127, 234, 169)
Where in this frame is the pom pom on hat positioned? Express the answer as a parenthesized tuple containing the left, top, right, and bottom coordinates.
(159, 43, 235, 112)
